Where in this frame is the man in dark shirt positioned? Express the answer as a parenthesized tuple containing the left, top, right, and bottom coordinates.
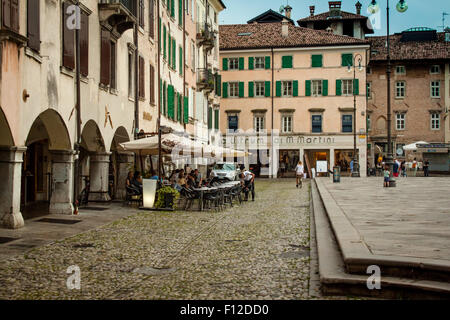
(423, 159, 430, 177)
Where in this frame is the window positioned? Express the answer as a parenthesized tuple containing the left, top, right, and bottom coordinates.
(100, 29, 111, 85)
(342, 79, 353, 95)
(138, 56, 145, 98)
(395, 81, 406, 98)
(282, 81, 292, 97)
(342, 115, 353, 133)
(229, 58, 239, 70)
(341, 53, 353, 67)
(312, 80, 322, 96)
(3, 0, 20, 32)
(139, 0, 144, 27)
(255, 57, 264, 69)
(366, 66, 372, 74)
(185, 0, 189, 14)
(254, 115, 265, 133)
(281, 55, 293, 68)
(149, 64, 155, 104)
(229, 82, 239, 97)
(311, 54, 323, 68)
(282, 115, 293, 133)
(367, 114, 371, 131)
(430, 65, 440, 74)
(396, 113, 405, 130)
(431, 81, 440, 98)
(149, 0, 155, 39)
(191, 42, 195, 69)
(367, 82, 372, 99)
(128, 51, 135, 97)
(395, 66, 406, 75)
(110, 41, 116, 89)
(62, 2, 75, 70)
(27, 0, 40, 52)
(312, 115, 322, 133)
(431, 113, 440, 130)
(255, 81, 265, 97)
(228, 115, 238, 132)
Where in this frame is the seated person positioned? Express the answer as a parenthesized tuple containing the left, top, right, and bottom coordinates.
(187, 169, 202, 188)
(126, 171, 133, 188)
(131, 171, 143, 194)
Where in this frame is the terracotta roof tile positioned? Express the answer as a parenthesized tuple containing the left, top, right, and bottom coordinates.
(297, 10, 367, 23)
(368, 33, 450, 61)
(219, 23, 368, 50)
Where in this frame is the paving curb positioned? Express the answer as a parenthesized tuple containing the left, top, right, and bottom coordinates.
(315, 178, 450, 282)
(311, 180, 450, 299)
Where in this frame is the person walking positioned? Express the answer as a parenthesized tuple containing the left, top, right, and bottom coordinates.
(243, 168, 255, 201)
(393, 158, 400, 178)
(295, 161, 304, 188)
(412, 158, 418, 177)
(383, 165, 390, 188)
(423, 159, 430, 177)
(400, 160, 407, 177)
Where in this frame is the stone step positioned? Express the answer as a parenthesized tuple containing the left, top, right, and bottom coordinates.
(314, 178, 450, 284)
(311, 181, 450, 299)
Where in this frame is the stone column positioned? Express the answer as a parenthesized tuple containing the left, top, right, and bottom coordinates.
(88, 152, 112, 202)
(329, 148, 335, 172)
(49, 150, 74, 215)
(116, 152, 134, 200)
(0, 147, 26, 229)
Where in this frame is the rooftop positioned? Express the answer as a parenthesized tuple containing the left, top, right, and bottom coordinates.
(219, 22, 368, 51)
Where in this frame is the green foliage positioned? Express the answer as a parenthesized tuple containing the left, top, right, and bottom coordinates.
(155, 186, 180, 209)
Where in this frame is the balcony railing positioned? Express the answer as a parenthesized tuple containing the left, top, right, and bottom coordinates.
(98, 0, 137, 35)
(197, 69, 215, 92)
(196, 23, 216, 51)
(99, 0, 137, 16)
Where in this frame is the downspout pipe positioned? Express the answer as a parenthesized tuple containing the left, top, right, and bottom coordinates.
(134, 20, 139, 141)
(271, 47, 274, 178)
(73, 25, 81, 212)
(157, 0, 162, 179)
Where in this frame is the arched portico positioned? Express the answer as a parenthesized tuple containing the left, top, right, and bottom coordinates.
(109, 126, 133, 200)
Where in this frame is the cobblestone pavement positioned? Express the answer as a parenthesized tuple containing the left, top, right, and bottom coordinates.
(0, 179, 348, 300)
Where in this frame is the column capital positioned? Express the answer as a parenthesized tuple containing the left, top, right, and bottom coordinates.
(49, 149, 76, 163)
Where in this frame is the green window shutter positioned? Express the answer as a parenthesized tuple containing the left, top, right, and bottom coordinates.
(163, 81, 167, 114)
(282, 56, 293, 68)
(183, 96, 189, 124)
(223, 58, 228, 71)
(293, 80, 299, 97)
(312, 54, 323, 67)
(168, 85, 175, 119)
(171, 0, 175, 17)
(342, 53, 353, 67)
(160, 79, 163, 112)
(163, 26, 167, 59)
(239, 82, 244, 98)
(172, 39, 176, 70)
(248, 57, 254, 70)
(223, 82, 228, 98)
(276, 81, 281, 97)
(178, 0, 183, 26)
(216, 74, 222, 96)
(159, 18, 162, 53)
(248, 82, 254, 98)
(265, 56, 271, 69)
(336, 79, 342, 96)
(322, 80, 328, 96)
(265, 81, 270, 97)
(238, 57, 244, 70)
(214, 109, 219, 130)
(305, 80, 311, 97)
(178, 94, 182, 122)
(207, 107, 212, 129)
(168, 34, 171, 65)
(179, 47, 183, 75)
(353, 79, 359, 95)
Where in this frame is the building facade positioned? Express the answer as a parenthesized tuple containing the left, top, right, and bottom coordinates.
(366, 28, 450, 171)
(219, 18, 369, 178)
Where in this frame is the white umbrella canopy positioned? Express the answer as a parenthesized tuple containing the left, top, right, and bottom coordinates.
(403, 141, 429, 151)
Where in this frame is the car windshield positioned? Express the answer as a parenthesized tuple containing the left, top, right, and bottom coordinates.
(213, 163, 235, 171)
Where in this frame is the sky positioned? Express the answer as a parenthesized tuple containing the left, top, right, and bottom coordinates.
(219, 0, 450, 36)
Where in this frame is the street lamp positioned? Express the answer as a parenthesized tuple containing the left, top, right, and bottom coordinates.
(367, 0, 408, 187)
(348, 54, 363, 177)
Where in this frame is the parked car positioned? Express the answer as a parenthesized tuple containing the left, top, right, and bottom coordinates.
(210, 162, 240, 181)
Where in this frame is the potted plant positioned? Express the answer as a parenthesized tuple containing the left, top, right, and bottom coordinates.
(155, 186, 180, 210)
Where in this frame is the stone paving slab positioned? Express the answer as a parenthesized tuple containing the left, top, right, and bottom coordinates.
(316, 177, 450, 274)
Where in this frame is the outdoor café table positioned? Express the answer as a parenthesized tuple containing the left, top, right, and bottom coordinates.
(192, 186, 218, 211)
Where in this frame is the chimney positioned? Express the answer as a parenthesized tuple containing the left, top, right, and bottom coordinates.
(355, 1, 362, 15)
(284, 5, 292, 19)
(282, 19, 289, 38)
(329, 1, 342, 17)
(309, 5, 315, 17)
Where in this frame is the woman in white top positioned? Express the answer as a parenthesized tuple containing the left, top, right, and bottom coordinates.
(295, 161, 304, 188)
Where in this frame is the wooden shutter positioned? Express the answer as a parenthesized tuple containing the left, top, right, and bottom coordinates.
(248, 57, 254, 70)
(150, 64, 155, 104)
(170, 0, 175, 17)
(179, 46, 183, 75)
(183, 96, 189, 123)
(178, 0, 182, 26)
(178, 94, 182, 122)
(110, 42, 116, 89)
(312, 54, 322, 68)
(216, 74, 222, 96)
(248, 82, 254, 97)
(265, 81, 270, 97)
(305, 80, 311, 96)
(168, 85, 174, 118)
(27, 0, 40, 52)
(172, 39, 176, 70)
(207, 107, 212, 129)
(222, 58, 228, 71)
(11, 0, 19, 32)
(353, 79, 359, 95)
(282, 56, 292, 68)
(222, 82, 228, 98)
(168, 34, 171, 65)
(322, 80, 328, 96)
(139, 0, 144, 27)
(100, 29, 111, 85)
(139, 56, 145, 98)
(238, 82, 244, 98)
(293, 80, 298, 97)
(238, 57, 244, 70)
(3, 0, 11, 28)
(214, 109, 219, 130)
(163, 25, 166, 59)
(80, 12, 89, 77)
(149, 0, 154, 39)
(336, 79, 342, 96)
(265, 56, 270, 69)
(160, 79, 163, 112)
(276, 81, 281, 97)
(342, 53, 353, 67)
(63, 2, 75, 70)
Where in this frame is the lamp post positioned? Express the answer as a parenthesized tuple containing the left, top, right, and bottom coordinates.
(368, 0, 408, 187)
(348, 54, 363, 177)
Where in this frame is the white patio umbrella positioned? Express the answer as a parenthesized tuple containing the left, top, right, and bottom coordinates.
(403, 141, 429, 151)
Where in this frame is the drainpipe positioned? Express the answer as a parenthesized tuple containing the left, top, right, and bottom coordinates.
(157, 0, 162, 179)
(134, 21, 139, 141)
(271, 47, 274, 178)
(73, 11, 81, 213)
(183, 0, 186, 130)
